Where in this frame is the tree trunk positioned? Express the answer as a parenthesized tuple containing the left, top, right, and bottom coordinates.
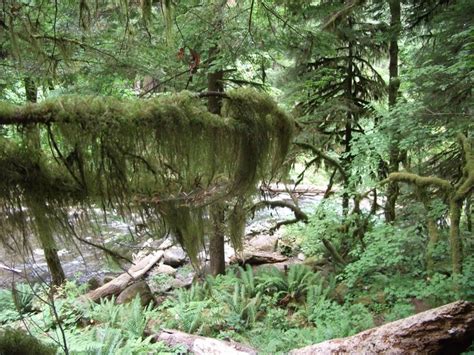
(449, 199, 463, 274)
(466, 194, 472, 232)
(207, 12, 226, 274)
(209, 204, 226, 276)
(384, 0, 401, 223)
(342, 19, 354, 216)
(28, 198, 66, 286)
(24, 77, 66, 287)
(426, 217, 439, 275)
(290, 301, 474, 354)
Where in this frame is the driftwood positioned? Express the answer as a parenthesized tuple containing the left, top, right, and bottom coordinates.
(261, 183, 326, 196)
(153, 329, 257, 355)
(85, 250, 163, 302)
(0, 263, 22, 274)
(290, 300, 474, 354)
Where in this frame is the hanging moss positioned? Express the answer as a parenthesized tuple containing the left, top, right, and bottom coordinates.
(0, 88, 294, 262)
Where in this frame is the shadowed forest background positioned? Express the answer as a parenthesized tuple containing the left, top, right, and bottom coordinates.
(0, 0, 473, 354)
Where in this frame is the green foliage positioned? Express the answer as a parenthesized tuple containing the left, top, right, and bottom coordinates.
(0, 328, 56, 355)
(0, 289, 20, 324)
(89, 296, 156, 338)
(384, 303, 415, 322)
(64, 326, 176, 355)
(307, 299, 374, 342)
(342, 223, 425, 288)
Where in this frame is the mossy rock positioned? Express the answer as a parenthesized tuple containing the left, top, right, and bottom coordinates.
(116, 281, 153, 306)
(0, 328, 56, 355)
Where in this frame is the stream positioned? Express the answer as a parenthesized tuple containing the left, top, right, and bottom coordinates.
(0, 185, 324, 288)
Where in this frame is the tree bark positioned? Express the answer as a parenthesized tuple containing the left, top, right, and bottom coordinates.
(207, 4, 226, 275)
(29, 199, 66, 286)
(449, 199, 463, 274)
(209, 204, 226, 276)
(24, 77, 66, 287)
(290, 300, 474, 354)
(384, 0, 401, 223)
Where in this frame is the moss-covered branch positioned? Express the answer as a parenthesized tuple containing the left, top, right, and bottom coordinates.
(295, 141, 347, 181)
(386, 172, 452, 192)
(0, 88, 294, 264)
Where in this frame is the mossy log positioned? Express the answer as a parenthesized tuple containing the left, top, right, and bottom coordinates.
(152, 329, 257, 355)
(290, 301, 474, 354)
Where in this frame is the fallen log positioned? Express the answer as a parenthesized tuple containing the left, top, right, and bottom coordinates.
(290, 300, 474, 354)
(84, 250, 163, 302)
(153, 329, 257, 355)
(229, 251, 288, 266)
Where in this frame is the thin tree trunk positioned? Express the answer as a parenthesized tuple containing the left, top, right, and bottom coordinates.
(384, 0, 401, 223)
(466, 193, 472, 233)
(207, 30, 226, 275)
(342, 19, 354, 216)
(209, 204, 226, 276)
(29, 198, 66, 286)
(426, 217, 439, 275)
(24, 77, 66, 286)
(449, 199, 463, 274)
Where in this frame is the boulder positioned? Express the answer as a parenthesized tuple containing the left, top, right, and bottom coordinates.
(86, 277, 101, 291)
(155, 263, 177, 276)
(163, 247, 187, 267)
(246, 234, 279, 253)
(116, 281, 153, 306)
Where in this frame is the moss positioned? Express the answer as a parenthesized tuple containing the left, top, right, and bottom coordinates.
(0, 328, 56, 355)
(0, 89, 294, 262)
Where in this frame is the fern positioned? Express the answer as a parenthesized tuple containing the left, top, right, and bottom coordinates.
(12, 283, 37, 314)
(287, 265, 316, 299)
(91, 297, 120, 326)
(239, 265, 257, 297)
(0, 289, 20, 324)
(225, 284, 262, 327)
(121, 296, 147, 338)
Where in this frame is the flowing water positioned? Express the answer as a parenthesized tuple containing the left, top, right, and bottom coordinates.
(0, 185, 324, 288)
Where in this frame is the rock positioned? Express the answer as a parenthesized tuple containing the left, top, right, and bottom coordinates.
(246, 234, 279, 252)
(172, 276, 194, 289)
(163, 247, 187, 267)
(102, 275, 115, 284)
(87, 277, 101, 291)
(297, 253, 305, 261)
(155, 264, 177, 276)
(158, 236, 174, 250)
(116, 281, 153, 306)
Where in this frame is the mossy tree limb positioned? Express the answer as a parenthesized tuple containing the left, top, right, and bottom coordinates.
(0, 88, 294, 270)
(386, 134, 474, 275)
